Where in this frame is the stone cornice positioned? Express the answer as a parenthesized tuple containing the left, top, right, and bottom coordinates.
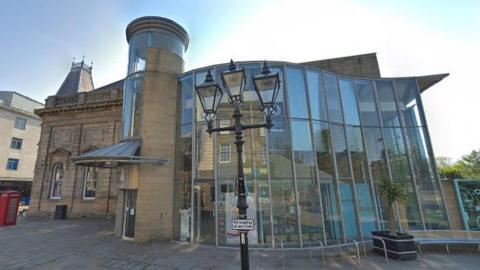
(36, 99, 122, 117)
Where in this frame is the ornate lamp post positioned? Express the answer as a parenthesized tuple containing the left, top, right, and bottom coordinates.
(195, 60, 280, 270)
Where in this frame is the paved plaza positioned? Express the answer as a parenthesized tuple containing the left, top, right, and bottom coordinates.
(0, 217, 479, 270)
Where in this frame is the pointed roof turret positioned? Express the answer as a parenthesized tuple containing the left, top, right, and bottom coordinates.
(56, 58, 94, 96)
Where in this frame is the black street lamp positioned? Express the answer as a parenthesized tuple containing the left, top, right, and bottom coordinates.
(195, 60, 280, 270)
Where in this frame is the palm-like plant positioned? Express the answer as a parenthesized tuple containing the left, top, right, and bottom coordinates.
(377, 179, 408, 234)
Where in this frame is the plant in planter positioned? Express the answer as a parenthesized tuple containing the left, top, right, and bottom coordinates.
(371, 179, 417, 260)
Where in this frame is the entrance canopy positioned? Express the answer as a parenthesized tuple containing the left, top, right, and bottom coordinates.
(72, 139, 168, 168)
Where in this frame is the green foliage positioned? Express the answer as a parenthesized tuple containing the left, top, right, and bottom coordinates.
(377, 179, 408, 207)
(437, 149, 480, 180)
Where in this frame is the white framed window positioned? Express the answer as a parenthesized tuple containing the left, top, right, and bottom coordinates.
(220, 144, 231, 163)
(83, 167, 97, 200)
(50, 162, 64, 199)
(14, 117, 26, 130)
(10, 137, 23, 150)
(219, 120, 230, 135)
(6, 158, 19, 170)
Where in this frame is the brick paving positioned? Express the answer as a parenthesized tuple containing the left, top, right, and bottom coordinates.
(0, 217, 479, 269)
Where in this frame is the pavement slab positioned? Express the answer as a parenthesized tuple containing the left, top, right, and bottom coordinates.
(0, 217, 479, 269)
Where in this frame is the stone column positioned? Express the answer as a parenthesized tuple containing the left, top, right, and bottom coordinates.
(134, 48, 183, 243)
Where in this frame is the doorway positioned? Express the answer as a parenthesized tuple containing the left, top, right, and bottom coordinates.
(123, 189, 137, 240)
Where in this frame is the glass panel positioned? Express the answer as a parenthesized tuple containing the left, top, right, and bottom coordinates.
(356, 79, 380, 126)
(267, 117, 293, 178)
(150, 30, 185, 58)
(406, 127, 448, 229)
(173, 180, 192, 241)
(193, 179, 215, 243)
(324, 73, 343, 123)
(175, 123, 192, 180)
(363, 127, 390, 229)
(338, 78, 360, 125)
(297, 178, 324, 243)
(356, 179, 378, 236)
(306, 70, 328, 121)
(376, 80, 400, 127)
(195, 122, 214, 178)
(383, 127, 411, 180)
(331, 124, 350, 178)
(179, 76, 193, 124)
(217, 178, 272, 247)
(290, 120, 315, 178)
(320, 179, 341, 241)
(397, 181, 423, 230)
(122, 73, 144, 139)
(345, 126, 369, 180)
(312, 121, 335, 178)
(128, 32, 148, 74)
(286, 67, 309, 119)
(339, 179, 359, 239)
(271, 179, 300, 247)
(395, 79, 423, 127)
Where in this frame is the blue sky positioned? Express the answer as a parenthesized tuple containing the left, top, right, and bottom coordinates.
(0, 0, 479, 160)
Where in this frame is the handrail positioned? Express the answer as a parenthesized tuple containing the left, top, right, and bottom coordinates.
(304, 239, 325, 264)
(339, 237, 361, 265)
(368, 236, 389, 263)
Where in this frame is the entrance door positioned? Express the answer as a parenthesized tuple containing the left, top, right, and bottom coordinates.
(123, 190, 137, 239)
(193, 178, 215, 243)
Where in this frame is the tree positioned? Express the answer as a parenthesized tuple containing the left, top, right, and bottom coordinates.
(457, 149, 480, 179)
(436, 149, 480, 180)
(376, 179, 408, 234)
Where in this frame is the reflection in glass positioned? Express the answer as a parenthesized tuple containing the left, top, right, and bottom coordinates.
(406, 127, 448, 229)
(179, 76, 193, 124)
(268, 117, 293, 178)
(395, 79, 422, 127)
(286, 67, 309, 119)
(325, 73, 343, 123)
(297, 178, 324, 243)
(376, 80, 400, 127)
(312, 121, 334, 178)
(345, 126, 369, 180)
(339, 78, 360, 125)
(331, 124, 350, 178)
(290, 120, 315, 178)
(339, 179, 359, 239)
(122, 73, 144, 139)
(320, 179, 341, 241)
(383, 127, 411, 180)
(356, 79, 380, 126)
(271, 179, 300, 247)
(307, 70, 328, 121)
(396, 181, 423, 230)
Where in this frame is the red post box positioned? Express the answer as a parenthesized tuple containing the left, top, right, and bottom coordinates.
(0, 191, 21, 226)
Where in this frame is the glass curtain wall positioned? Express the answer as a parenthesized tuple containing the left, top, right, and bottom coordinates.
(173, 61, 449, 248)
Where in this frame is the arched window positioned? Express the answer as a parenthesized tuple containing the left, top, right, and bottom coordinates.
(50, 162, 64, 199)
(83, 167, 97, 199)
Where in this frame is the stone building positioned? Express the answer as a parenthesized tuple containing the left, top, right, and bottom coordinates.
(30, 16, 460, 248)
(29, 61, 123, 217)
(0, 91, 43, 201)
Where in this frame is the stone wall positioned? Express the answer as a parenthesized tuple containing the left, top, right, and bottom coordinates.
(302, 53, 381, 78)
(29, 92, 122, 218)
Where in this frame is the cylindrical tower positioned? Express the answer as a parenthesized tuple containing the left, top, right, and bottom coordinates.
(122, 16, 189, 242)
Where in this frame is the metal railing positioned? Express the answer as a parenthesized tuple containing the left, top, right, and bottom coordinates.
(366, 235, 388, 263)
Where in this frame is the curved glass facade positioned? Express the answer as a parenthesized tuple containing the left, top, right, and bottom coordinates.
(122, 30, 186, 139)
(173, 61, 449, 248)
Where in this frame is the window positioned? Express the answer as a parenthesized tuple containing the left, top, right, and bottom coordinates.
(219, 120, 230, 135)
(50, 162, 64, 199)
(6, 159, 19, 170)
(259, 127, 265, 137)
(83, 167, 97, 199)
(220, 144, 231, 163)
(10, 138, 23, 150)
(14, 117, 26, 130)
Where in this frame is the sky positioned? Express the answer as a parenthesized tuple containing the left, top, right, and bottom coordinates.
(0, 0, 479, 161)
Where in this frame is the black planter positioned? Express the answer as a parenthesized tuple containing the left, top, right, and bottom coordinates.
(371, 231, 417, 260)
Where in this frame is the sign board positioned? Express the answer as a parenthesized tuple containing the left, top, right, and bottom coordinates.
(232, 219, 255, 231)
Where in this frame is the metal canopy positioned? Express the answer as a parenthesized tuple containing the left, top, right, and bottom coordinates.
(72, 139, 168, 168)
(417, 73, 449, 93)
